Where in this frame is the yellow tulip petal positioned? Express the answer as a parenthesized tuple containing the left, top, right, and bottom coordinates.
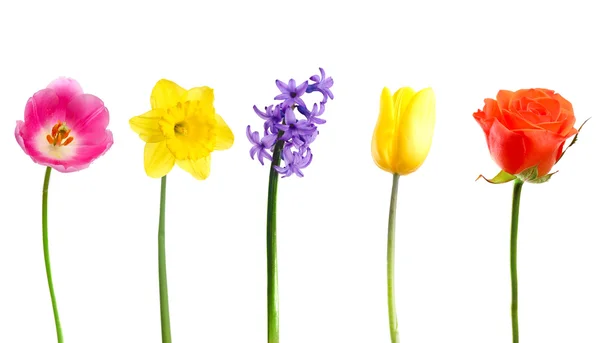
(371, 87, 395, 173)
(391, 87, 416, 168)
(392, 87, 416, 126)
(213, 114, 234, 150)
(395, 87, 436, 175)
(176, 156, 211, 180)
(144, 141, 176, 178)
(129, 109, 166, 143)
(151, 79, 187, 110)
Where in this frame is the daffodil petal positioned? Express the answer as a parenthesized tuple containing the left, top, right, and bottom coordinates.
(129, 109, 166, 143)
(176, 156, 211, 180)
(395, 87, 436, 175)
(213, 113, 234, 150)
(144, 141, 175, 178)
(151, 79, 187, 110)
(371, 87, 395, 173)
(184, 86, 214, 109)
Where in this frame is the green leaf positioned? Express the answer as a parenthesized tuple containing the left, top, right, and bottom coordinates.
(516, 165, 538, 182)
(476, 170, 516, 184)
(557, 117, 591, 163)
(527, 171, 558, 184)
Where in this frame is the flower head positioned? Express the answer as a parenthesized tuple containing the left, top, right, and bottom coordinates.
(129, 79, 234, 180)
(371, 86, 436, 175)
(247, 68, 334, 177)
(15, 78, 113, 172)
(474, 88, 581, 183)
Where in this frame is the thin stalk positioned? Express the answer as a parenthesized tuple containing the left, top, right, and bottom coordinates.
(158, 176, 171, 342)
(510, 179, 524, 343)
(42, 166, 63, 343)
(387, 173, 400, 343)
(267, 140, 284, 343)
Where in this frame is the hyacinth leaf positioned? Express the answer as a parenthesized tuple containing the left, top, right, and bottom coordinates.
(527, 170, 558, 184)
(476, 170, 516, 184)
(516, 165, 539, 182)
(557, 117, 591, 163)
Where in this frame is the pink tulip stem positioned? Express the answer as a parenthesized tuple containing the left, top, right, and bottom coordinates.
(42, 166, 63, 343)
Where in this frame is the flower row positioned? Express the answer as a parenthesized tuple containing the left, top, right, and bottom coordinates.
(14, 69, 587, 343)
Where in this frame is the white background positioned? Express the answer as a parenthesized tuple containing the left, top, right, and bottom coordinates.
(1, 0, 599, 342)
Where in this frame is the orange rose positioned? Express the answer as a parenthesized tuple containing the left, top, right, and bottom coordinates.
(473, 88, 578, 178)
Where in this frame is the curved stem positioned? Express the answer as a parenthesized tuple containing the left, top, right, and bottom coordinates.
(510, 179, 524, 343)
(267, 140, 284, 343)
(387, 174, 400, 343)
(42, 166, 63, 343)
(158, 176, 171, 342)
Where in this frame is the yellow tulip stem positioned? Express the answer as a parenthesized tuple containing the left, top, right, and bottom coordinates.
(158, 176, 172, 342)
(266, 139, 284, 343)
(386, 173, 400, 343)
(42, 166, 64, 343)
(510, 179, 524, 343)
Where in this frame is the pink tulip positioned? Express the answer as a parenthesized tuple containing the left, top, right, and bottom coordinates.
(15, 78, 113, 172)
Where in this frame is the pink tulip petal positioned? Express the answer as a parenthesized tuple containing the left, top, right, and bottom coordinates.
(23, 89, 61, 132)
(47, 77, 83, 107)
(65, 94, 110, 144)
(73, 130, 114, 167)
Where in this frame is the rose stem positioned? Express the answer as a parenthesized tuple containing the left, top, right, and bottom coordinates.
(510, 179, 524, 343)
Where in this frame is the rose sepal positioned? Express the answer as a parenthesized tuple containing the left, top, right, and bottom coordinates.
(476, 170, 516, 184)
(557, 117, 591, 163)
(515, 165, 558, 184)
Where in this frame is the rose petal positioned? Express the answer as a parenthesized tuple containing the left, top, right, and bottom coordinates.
(473, 99, 501, 135)
(503, 109, 540, 130)
(519, 129, 566, 176)
(486, 119, 526, 175)
(496, 90, 514, 110)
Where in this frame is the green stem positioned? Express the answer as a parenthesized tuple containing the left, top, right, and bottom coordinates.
(42, 166, 63, 343)
(510, 179, 524, 343)
(158, 176, 171, 343)
(267, 140, 284, 343)
(387, 173, 400, 343)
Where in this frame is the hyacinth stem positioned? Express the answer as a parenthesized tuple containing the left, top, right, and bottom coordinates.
(266, 140, 284, 343)
(158, 176, 172, 342)
(387, 173, 400, 343)
(42, 167, 63, 343)
(510, 179, 524, 343)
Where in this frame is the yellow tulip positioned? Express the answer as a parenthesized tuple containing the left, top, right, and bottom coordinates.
(371, 86, 435, 175)
(129, 79, 234, 180)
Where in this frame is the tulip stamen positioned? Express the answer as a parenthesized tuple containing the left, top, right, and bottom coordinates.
(46, 121, 74, 146)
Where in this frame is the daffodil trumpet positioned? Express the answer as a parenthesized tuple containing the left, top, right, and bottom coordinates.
(371, 86, 435, 343)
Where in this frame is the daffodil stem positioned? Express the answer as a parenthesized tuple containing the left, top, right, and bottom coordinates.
(266, 140, 284, 343)
(510, 179, 523, 343)
(158, 176, 172, 343)
(387, 173, 400, 343)
(42, 166, 63, 343)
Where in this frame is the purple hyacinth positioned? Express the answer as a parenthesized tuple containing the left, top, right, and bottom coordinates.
(247, 68, 334, 177)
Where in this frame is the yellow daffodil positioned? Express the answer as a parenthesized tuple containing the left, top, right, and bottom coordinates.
(371, 86, 435, 175)
(130, 79, 234, 180)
